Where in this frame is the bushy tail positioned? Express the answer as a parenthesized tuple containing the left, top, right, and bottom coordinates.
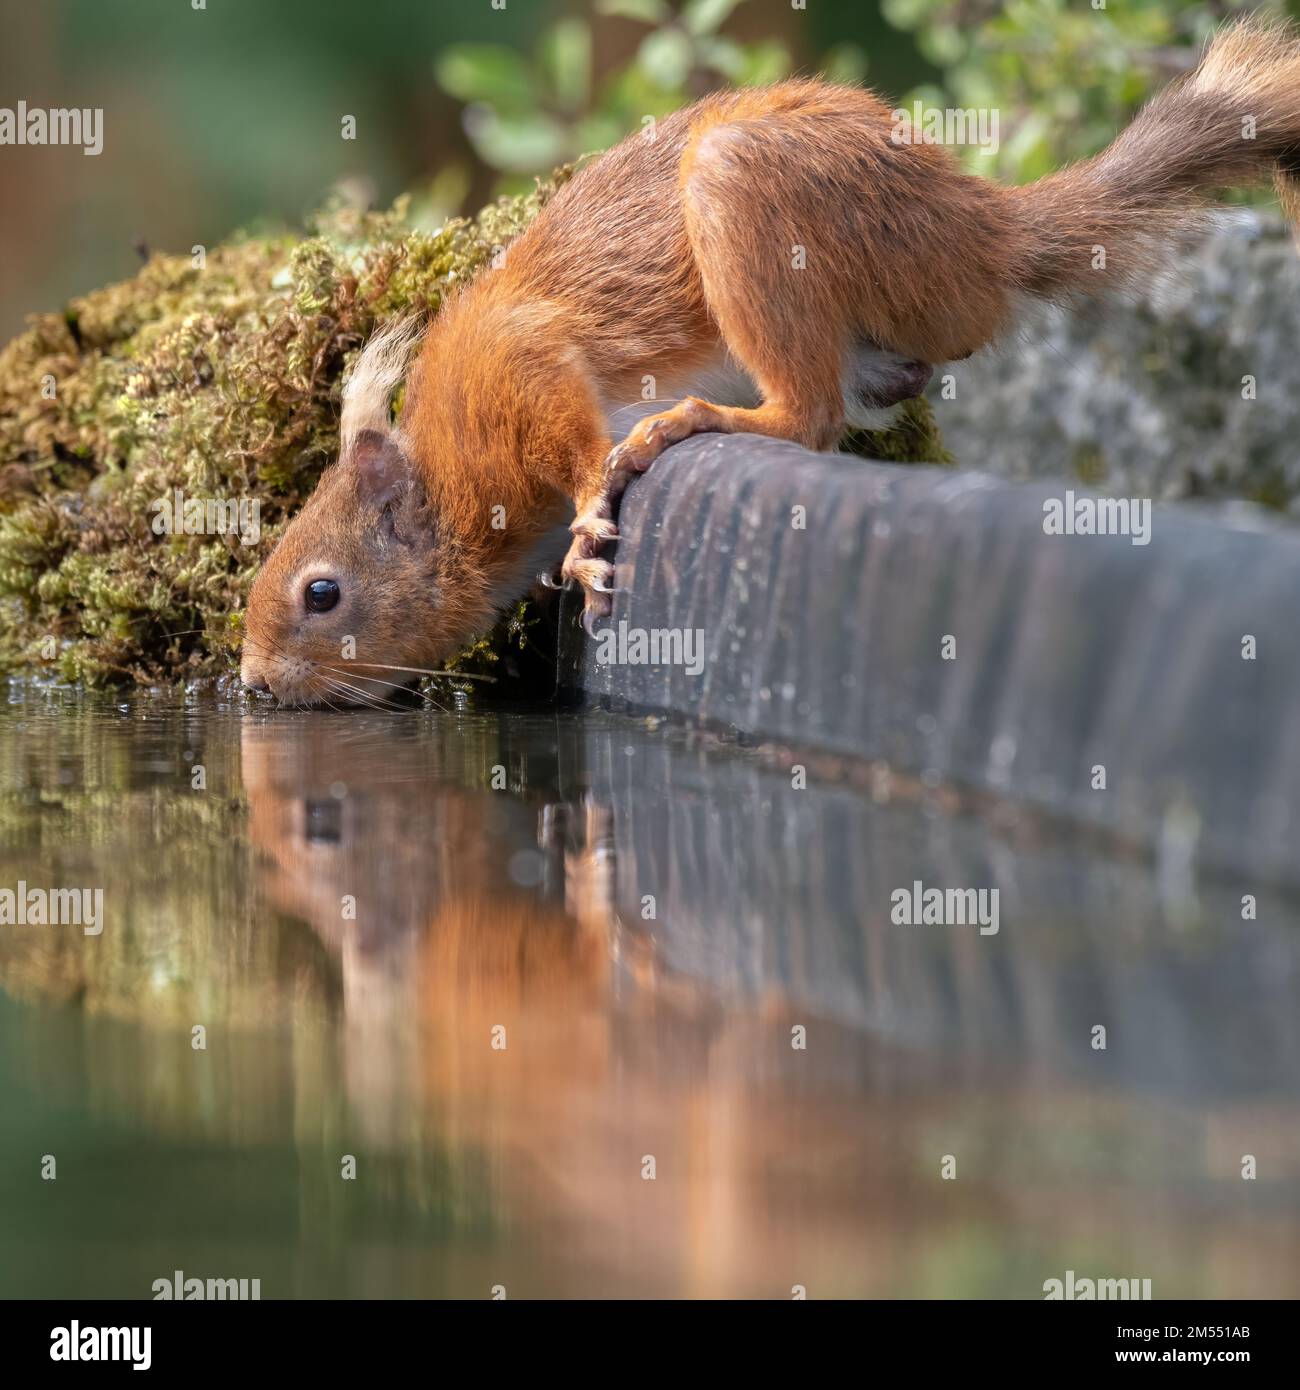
(1010, 15, 1300, 300)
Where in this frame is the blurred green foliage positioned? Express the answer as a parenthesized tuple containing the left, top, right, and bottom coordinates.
(7, 0, 1295, 341)
(435, 0, 866, 184)
(429, 0, 1300, 193)
(881, 0, 1285, 182)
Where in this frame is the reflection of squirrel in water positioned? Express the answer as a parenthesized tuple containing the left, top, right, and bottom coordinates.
(243, 18, 1300, 704)
(239, 722, 882, 1295)
(240, 721, 611, 1016)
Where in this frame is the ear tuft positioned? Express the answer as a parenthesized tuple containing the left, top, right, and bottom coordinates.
(340, 316, 423, 451)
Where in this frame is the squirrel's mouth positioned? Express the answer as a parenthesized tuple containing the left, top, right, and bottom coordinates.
(237, 658, 369, 710)
(240, 648, 440, 711)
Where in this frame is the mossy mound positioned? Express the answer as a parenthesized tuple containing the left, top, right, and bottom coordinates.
(0, 181, 567, 687)
(0, 170, 948, 689)
(843, 396, 952, 466)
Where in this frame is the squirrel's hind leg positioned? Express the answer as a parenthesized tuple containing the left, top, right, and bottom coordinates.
(560, 108, 883, 623)
(590, 117, 857, 476)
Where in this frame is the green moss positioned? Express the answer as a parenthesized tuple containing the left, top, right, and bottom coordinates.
(0, 176, 569, 687)
(840, 395, 953, 466)
(1245, 464, 1293, 514)
(1072, 444, 1108, 488)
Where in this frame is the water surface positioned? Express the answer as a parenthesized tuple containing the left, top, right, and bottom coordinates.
(0, 683, 1297, 1298)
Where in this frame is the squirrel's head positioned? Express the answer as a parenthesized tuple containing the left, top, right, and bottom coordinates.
(241, 310, 584, 705)
(241, 425, 466, 707)
(242, 319, 476, 707)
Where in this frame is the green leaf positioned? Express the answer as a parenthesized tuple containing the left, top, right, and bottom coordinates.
(681, 0, 745, 38)
(462, 106, 571, 174)
(575, 111, 630, 156)
(819, 42, 868, 85)
(1002, 109, 1049, 172)
(736, 39, 791, 87)
(602, 64, 686, 120)
(637, 28, 693, 91)
(927, 25, 965, 67)
(539, 19, 592, 113)
(595, 0, 672, 24)
(434, 45, 536, 109)
(695, 36, 747, 80)
(881, 0, 930, 30)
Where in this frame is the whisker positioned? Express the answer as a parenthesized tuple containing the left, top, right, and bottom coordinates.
(345, 661, 496, 682)
(320, 666, 449, 715)
(319, 666, 413, 701)
(315, 675, 379, 711)
(315, 685, 345, 714)
(320, 665, 418, 696)
(318, 673, 407, 713)
(234, 633, 291, 670)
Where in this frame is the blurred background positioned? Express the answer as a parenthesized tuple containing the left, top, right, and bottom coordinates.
(0, 0, 1285, 342)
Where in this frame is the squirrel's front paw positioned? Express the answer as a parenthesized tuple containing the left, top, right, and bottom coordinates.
(562, 518, 617, 632)
(605, 400, 708, 488)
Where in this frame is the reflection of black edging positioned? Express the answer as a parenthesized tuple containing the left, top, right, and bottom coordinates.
(559, 433, 1300, 889)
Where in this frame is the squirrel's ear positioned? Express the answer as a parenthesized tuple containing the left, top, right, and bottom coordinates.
(347, 428, 413, 509)
(347, 428, 429, 549)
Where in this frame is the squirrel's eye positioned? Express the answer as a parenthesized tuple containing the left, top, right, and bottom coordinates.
(304, 578, 340, 613)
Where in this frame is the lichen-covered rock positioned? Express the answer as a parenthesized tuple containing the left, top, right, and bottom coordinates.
(0, 182, 567, 686)
(929, 212, 1300, 509)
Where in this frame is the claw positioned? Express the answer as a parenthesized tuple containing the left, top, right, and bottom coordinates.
(570, 516, 619, 545)
(581, 605, 604, 638)
(537, 569, 562, 589)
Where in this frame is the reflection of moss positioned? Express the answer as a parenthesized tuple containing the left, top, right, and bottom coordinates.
(0, 694, 306, 1025)
(0, 996, 501, 1299)
(841, 396, 952, 466)
(0, 179, 569, 687)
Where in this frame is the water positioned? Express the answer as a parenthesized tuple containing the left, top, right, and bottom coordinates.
(1, 682, 1297, 1299)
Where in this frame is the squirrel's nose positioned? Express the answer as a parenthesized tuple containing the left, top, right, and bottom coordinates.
(240, 656, 272, 694)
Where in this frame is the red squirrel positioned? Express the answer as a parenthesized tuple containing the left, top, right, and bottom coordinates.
(242, 16, 1300, 706)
